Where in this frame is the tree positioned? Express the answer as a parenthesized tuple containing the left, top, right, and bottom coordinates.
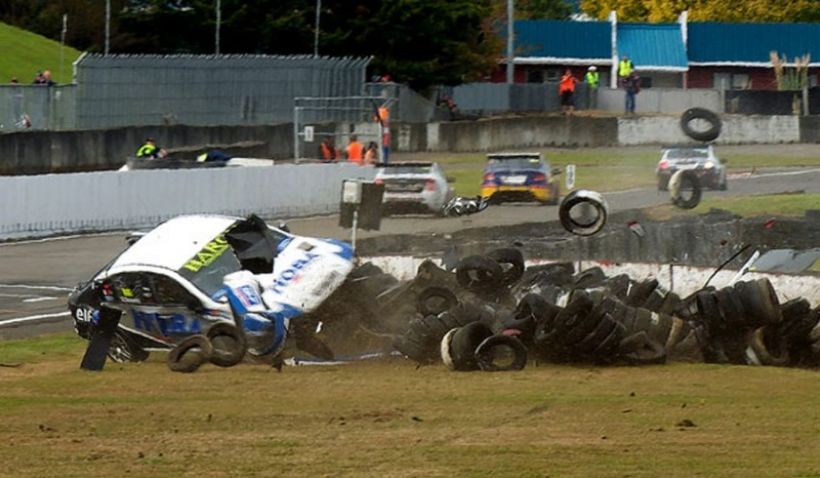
(581, 0, 820, 22)
(516, 0, 573, 20)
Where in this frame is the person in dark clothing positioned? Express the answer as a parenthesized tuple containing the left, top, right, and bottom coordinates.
(319, 136, 339, 162)
(624, 71, 641, 114)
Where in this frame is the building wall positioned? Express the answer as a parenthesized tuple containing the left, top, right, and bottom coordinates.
(687, 67, 820, 90)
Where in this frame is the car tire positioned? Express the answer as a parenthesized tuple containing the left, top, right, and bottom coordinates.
(487, 248, 525, 287)
(559, 190, 609, 237)
(475, 335, 528, 371)
(456, 255, 504, 291)
(626, 279, 659, 308)
(416, 286, 458, 316)
(449, 322, 495, 371)
(207, 322, 247, 368)
(107, 330, 150, 363)
(680, 107, 722, 142)
(167, 335, 213, 373)
(669, 170, 702, 210)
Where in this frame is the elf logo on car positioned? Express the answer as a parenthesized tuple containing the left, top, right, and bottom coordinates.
(133, 312, 201, 335)
(74, 307, 97, 323)
(271, 252, 319, 294)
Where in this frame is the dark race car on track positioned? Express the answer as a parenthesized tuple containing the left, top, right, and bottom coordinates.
(480, 152, 561, 205)
(656, 145, 727, 191)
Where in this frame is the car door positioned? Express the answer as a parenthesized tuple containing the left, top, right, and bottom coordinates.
(110, 271, 206, 344)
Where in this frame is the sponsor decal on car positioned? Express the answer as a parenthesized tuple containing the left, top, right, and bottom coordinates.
(236, 284, 262, 307)
(271, 252, 319, 294)
(132, 311, 202, 335)
(183, 235, 231, 272)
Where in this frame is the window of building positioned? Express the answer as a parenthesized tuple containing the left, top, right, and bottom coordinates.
(545, 69, 561, 82)
(714, 73, 750, 90)
(527, 69, 544, 83)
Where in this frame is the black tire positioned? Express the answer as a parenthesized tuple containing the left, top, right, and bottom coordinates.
(552, 290, 595, 341)
(558, 190, 608, 237)
(416, 286, 458, 316)
(670, 170, 702, 210)
(207, 322, 247, 367)
(456, 255, 504, 291)
(107, 330, 150, 363)
(680, 107, 722, 142)
(591, 320, 627, 360)
(749, 328, 789, 366)
(475, 335, 528, 371)
(573, 267, 607, 289)
(734, 279, 781, 327)
(603, 274, 631, 298)
(574, 313, 618, 355)
(780, 298, 811, 322)
(696, 291, 723, 331)
(421, 314, 453, 341)
(167, 335, 213, 373)
(487, 248, 526, 286)
(714, 288, 744, 326)
(393, 335, 431, 364)
(347, 262, 384, 279)
(626, 279, 659, 308)
(449, 322, 495, 371)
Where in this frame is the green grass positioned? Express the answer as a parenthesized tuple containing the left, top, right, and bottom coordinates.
(721, 154, 820, 169)
(1, 334, 819, 477)
(647, 192, 820, 220)
(0, 22, 81, 84)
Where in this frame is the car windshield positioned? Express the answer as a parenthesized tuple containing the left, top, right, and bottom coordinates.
(487, 157, 543, 170)
(378, 165, 432, 175)
(665, 149, 709, 159)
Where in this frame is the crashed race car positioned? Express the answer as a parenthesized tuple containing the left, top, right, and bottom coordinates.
(70, 214, 357, 371)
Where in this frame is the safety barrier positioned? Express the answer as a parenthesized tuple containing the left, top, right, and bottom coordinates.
(0, 163, 374, 240)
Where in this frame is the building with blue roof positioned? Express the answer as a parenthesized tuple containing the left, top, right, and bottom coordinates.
(496, 12, 820, 91)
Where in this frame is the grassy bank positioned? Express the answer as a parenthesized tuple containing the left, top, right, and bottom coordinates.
(1, 333, 818, 477)
(0, 22, 81, 84)
(646, 192, 820, 220)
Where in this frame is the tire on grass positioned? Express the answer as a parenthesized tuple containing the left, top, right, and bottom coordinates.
(475, 335, 528, 371)
(207, 322, 247, 368)
(167, 334, 213, 373)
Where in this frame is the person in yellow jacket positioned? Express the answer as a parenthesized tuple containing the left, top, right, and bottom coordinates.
(136, 138, 163, 159)
(584, 66, 600, 109)
(618, 54, 634, 87)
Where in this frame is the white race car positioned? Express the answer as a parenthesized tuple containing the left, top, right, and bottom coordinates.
(70, 214, 355, 369)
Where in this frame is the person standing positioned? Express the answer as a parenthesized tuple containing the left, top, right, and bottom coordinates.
(624, 71, 641, 115)
(584, 66, 600, 110)
(558, 69, 577, 116)
(364, 141, 379, 165)
(318, 136, 339, 162)
(618, 54, 634, 87)
(345, 135, 364, 165)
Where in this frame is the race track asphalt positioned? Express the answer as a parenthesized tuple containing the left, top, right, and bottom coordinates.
(1, 167, 818, 340)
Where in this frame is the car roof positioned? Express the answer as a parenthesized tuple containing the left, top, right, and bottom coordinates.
(110, 215, 238, 272)
(486, 152, 542, 160)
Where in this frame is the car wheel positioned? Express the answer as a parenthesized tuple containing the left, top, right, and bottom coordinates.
(475, 335, 528, 371)
(456, 255, 504, 291)
(167, 335, 213, 373)
(207, 322, 247, 367)
(417, 286, 458, 316)
(487, 248, 525, 287)
(107, 330, 150, 363)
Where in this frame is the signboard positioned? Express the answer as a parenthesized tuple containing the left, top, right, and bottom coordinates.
(304, 125, 314, 143)
(565, 164, 576, 189)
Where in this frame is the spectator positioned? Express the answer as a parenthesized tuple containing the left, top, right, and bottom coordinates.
(10, 77, 18, 84)
(32, 71, 45, 84)
(618, 54, 634, 87)
(364, 141, 379, 165)
(345, 135, 364, 165)
(584, 66, 600, 109)
(136, 137, 164, 159)
(375, 103, 391, 163)
(41, 70, 56, 86)
(624, 71, 641, 115)
(558, 69, 577, 116)
(318, 136, 339, 162)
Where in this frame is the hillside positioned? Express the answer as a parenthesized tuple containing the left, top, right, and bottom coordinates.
(0, 22, 82, 85)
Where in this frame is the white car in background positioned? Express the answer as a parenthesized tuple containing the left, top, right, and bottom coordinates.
(375, 162, 454, 215)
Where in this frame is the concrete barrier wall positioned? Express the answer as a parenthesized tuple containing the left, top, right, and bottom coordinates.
(617, 115, 801, 145)
(598, 88, 724, 114)
(0, 164, 374, 240)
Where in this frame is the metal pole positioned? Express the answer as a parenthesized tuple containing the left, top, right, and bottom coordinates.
(351, 209, 358, 251)
(506, 0, 514, 84)
(314, 0, 321, 57)
(60, 14, 67, 81)
(293, 106, 301, 161)
(215, 0, 221, 55)
(104, 0, 110, 55)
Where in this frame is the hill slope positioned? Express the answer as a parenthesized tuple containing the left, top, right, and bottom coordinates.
(0, 22, 82, 85)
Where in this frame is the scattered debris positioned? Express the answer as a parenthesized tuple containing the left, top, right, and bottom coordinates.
(559, 190, 609, 236)
(676, 419, 696, 428)
(442, 196, 490, 217)
(680, 108, 722, 142)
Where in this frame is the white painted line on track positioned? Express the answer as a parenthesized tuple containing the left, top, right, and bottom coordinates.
(0, 284, 73, 292)
(22, 297, 58, 303)
(0, 231, 121, 247)
(0, 311, 71, 327)
(743, 168, 820, 179)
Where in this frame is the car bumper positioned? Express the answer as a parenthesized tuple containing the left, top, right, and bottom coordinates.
(382, 192, 440, 213)
(481, 185, 552, 202)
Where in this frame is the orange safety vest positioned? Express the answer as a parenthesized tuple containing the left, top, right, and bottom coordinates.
(320, 142, 337, 161)
(559, 74, 575, 93)
(346, 141, 364, 164)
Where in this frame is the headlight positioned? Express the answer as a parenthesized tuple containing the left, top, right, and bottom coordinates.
(704, 161, 715, 169)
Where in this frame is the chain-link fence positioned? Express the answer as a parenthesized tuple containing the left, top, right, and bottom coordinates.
(0, 85, 76, 131)
(74, 54, 371, 129)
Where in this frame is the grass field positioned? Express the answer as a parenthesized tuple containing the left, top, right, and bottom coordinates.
(1, 333, 818, 478)
(0, 22, 81, 84)
(646, 192, 820, 220)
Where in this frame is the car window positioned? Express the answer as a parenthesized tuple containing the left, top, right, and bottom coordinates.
(488, 157, 544, 169)
(665, 149, 709, 159)
(152, 274, 200, 307)
(179, 246, 242, 297)
(110, 272, 156, 305)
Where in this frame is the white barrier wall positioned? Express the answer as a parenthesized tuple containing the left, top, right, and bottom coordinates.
(0, 164, 374, 240)
(617, 115, 801, 145)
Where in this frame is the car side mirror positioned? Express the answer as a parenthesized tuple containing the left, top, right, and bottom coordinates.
(551, 168, 562, 176)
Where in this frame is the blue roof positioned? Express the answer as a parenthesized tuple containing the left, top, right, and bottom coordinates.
(617, 23, 688, 70)
(515, 20, 611, 60)
(688, 23, 820, 64)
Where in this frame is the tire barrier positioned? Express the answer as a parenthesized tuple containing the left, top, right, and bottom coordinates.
(383, 249, 816, 371)
(206, 322, 247, 368)
(558, 190, 609, 236)
(680, 108, 722, 142)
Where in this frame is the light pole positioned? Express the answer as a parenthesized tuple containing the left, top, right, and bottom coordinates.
(506, 0, 514, 84)
(104, 0, 110, 55)
(314, 0, 321, 57)
(215, 0, 221, 55)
